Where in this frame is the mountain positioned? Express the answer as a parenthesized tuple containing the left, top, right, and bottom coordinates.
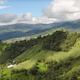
(0, 23, 53, 40)
(0, 19, 80, 41)
(0, 30, 80, 80)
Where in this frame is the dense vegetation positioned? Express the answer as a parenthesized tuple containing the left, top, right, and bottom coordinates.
(0, 29, 80, 80)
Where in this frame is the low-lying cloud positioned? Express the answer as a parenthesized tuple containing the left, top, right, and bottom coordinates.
(0, 13, 56, 25)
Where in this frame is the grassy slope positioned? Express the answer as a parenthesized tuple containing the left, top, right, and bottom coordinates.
(13, 39, 80, 80)
(14, 30, 80, 69)
(1, 30, 80, 80)
(14, 45, 53, 69)
(14, 41, 80, 69)
(10, 33, 80, 80)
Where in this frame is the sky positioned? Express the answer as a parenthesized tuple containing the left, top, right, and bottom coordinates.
(0, 0, 51, 17)
(0, 0, 80, 25)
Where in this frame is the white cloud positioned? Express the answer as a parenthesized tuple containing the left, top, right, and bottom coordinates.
(0, 0, 6, 4)
(0, 0, 80, 25)
(31, 16, 57, 24)
(1, 0, 80, 25)
(0, 5, 9, 9)
(0, 13, 57, 25)
(0, 14, 17, 23)
(0, 0, 10, 9)
(44, 0, 80, 21)
(18, 13, 33, 22)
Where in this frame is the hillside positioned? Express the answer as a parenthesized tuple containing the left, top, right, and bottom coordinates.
(0, 29, 80, 80)
(0, 23, 53, 40)
(0, 19, 80, 41)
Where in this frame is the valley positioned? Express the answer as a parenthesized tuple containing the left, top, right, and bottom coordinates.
(0, 19, 80, 41)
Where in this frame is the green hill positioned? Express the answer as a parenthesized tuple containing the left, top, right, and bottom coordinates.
(0, 29, 80, 80)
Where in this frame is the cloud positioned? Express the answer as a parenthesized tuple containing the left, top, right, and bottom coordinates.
(2, 0, 80, 25)
(18, 13, 33, 22)
(0, 0, 6, 4)
(0, 13, 57, 25)
(0, 5, 10, 9)
(0, 0, 80, 25)
(0, 0, 7, 5)
(0, 14, 17, 23)
(0, 13, 34, 25)
(44, 0, 80, 21)
(0, 0, 10, 9)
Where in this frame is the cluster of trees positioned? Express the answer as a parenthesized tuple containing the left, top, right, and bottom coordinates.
(42, 30, 67, 51)
(0, 30, 79, 64)
(0, 37, 41, 64)
(42, 30, 79, 51)
(7, 55, 80, 80)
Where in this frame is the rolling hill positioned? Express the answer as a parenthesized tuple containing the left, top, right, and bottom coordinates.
(0, 29, 80, 80)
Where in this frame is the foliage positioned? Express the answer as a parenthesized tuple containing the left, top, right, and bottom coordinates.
(0, 29, 80, 80)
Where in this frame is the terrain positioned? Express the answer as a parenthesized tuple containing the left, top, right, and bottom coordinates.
(0, 29, 80, 80)
(0, 19, 80, 41)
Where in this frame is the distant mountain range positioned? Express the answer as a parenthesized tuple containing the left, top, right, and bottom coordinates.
(0, 19, 80, 40)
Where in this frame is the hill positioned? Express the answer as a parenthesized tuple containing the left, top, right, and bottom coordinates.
(0, 19, 80, 41)
(0, 29, 80, 80)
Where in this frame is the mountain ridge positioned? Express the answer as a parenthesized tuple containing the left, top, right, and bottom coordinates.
(0, 19, 80, 41)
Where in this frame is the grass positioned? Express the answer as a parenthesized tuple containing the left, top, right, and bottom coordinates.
(1, 30, 80, 80)
(37, 62, 48, 72)
(13, 38, 80, 71)
(0, 43, 8, 55)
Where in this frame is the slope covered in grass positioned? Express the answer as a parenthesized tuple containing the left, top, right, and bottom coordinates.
(0, 29, 80, 80)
